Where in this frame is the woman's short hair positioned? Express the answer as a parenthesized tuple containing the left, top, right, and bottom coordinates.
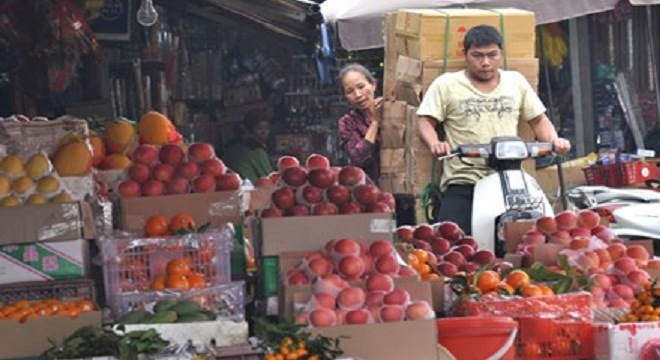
(337, 63, 376, 87)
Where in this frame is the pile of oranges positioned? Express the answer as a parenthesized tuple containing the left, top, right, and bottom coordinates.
(619, 281, 660, 323)
(473, 270, 555, 297)
(265, 337, 319, 360)
(407, 249, 441, 281)
(144, 213, 197, 237)
(149, 258, 206, 290)
(0, 298, 95, 322)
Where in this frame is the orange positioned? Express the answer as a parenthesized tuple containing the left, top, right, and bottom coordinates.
(186, 273, 206, 288)
(521, 284, 544, 298)
(68, 308, 80, 318)
(169, 213, 196, 233)
(150, 275, 167, 290)
(422, 273, 441, 281)
(35, 307, 53, 317)
(21, 312, 40, 323)
(522, 343, 542, 357)
(6, 311, 23, 321)
(411, 249, 429, 264)
(12, 300, 30, 308)
(76, 300, 95, 312)
(166, 258, 191, 276)
(538, 284, 555, 296)
(138, 111, 174, 145)
(105, 118, 137, 155)
(165, 274, 190, 289)
(476, 270, 501, 293)
(505, 270, 531, 290)
(1, 306, 17, 316)
(497, 283, 515, 295)
(418, 263, 432, 276)
(144, 215, 170, 237)
(407, 254, 420, 268)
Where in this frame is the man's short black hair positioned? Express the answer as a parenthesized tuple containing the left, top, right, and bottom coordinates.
(463, 25, 503, 53)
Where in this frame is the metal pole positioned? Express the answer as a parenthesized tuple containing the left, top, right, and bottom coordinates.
(538, 26, 568, 211)
(647, 6, 660, 129)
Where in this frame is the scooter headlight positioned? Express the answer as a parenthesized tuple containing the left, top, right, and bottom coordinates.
(494, 140, 529, 160)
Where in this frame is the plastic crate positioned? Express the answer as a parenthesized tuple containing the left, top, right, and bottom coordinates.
(517, 318, 594, 359)
(0, 278, 96, 305)
(100, 225, 234, 296)
(110, 281, 245, 320)
(216, 344, 263, 360)
(582, 161, 656, 187)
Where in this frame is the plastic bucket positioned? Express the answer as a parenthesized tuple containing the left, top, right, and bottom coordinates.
(437, 316, 518, 360)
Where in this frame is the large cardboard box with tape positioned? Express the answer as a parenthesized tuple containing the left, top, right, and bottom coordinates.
(394, 8, 536, 61)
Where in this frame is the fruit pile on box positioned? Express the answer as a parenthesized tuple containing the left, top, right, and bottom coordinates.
(258, 154, 395, 217)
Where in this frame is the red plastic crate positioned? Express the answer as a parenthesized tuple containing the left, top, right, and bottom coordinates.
(582, 161, 656, 187)
(100, 225, 234, 296)
(517, 318, 594, 359)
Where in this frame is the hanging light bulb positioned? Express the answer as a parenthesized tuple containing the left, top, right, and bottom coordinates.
(137, 0, 158, 27)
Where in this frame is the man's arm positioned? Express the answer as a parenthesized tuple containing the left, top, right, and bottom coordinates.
(418, 115, 451, 156)
(528, 114, 571, 154)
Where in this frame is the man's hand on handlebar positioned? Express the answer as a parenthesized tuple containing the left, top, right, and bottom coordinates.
(552, 138, 571, 155)
(430, 141, 452, 156)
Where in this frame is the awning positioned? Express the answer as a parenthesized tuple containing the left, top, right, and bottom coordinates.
(320, 0, 660, 50)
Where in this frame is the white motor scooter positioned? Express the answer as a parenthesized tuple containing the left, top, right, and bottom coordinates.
(438, 136, 555, 256)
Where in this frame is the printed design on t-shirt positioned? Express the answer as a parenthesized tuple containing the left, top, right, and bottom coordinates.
(458, 96, 515, 121)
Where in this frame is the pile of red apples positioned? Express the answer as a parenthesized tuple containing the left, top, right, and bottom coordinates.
(259, 154, 395, 217)
(288, 239, 433, 327)
(396, 222, 505, 278)
(117, 143, 241, 197)
(521, 209, 658, 308)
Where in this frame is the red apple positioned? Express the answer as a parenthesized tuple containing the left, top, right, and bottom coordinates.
(431, 237, 451, 255)
(141, 180, 165, 197)
(192, 175, 216, 193)
(128, 163, 150, 183)
(152, 163, 175, 182)
(378, 192, 396, 210)
(201, 158, 226, 177)
(413, 225, 435, 242)
(312, 203, 338, 216)
(308, 168, 336, 189)
(166, 178, 190, 194)
(176, 161, 201, 181)
(437, 222, 463, 242)
(216, 173, 241, 191)
(281, 166, 308, 187)
(284, 205, 310, 217)
(187, 142, 215, 163)
(339, 202, 362, 214)
(272, 187, 296, 209)
(132, 144, 159, 166)
(338, 166, 365, 186)
(353, 184, 380, 205)
(396, 226, 415, 243)
(306, 154, 330, 169)
(326, 185, 351, 205)
(365, 202, 391, 213)
(159, 144, 186, 166)
(118, 180, 141, 198)
(277, 156, 300, 172)
(260, 207, 283, 218)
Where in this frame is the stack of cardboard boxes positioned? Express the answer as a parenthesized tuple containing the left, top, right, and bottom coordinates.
(379, 9, 540, 221)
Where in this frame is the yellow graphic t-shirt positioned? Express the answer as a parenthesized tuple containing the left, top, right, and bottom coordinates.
(417, 70, 546, 189)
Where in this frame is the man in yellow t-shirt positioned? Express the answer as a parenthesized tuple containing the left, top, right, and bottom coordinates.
(417, 25, 571, 235)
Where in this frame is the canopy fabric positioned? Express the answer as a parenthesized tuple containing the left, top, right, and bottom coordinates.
(320, 0, 660, 50)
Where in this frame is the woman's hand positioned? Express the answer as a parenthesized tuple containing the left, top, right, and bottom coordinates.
(366, 97, 384, 124)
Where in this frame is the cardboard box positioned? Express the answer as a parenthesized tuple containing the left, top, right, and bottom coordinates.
(594, 321, 660, 360)
(0, 310, 102, 359)
(247, 186, 275, 214)
(0, 116, 90, 160)
(310, 319, 439, 360)
(257, 213, 396, 257)
(119, 191, 243, 233)
(0, 238, 89, 285)
(381, 148, 407, 173)
(380, 100, 409, 149)
(383, 13, 398, 100)
(395, 8, 535, 60)
(0, 201, 95, 244)
(379, 171, 410, 194)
